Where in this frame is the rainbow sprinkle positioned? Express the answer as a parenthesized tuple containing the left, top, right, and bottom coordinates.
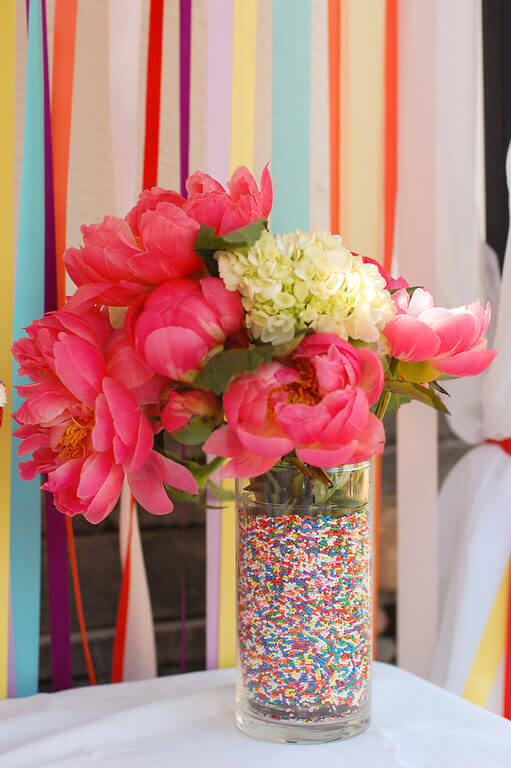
(237, 509, 371, 722)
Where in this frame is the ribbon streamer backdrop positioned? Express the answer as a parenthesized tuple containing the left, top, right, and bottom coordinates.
(10, 0, 45, 698)
(0, 0, 15, 700)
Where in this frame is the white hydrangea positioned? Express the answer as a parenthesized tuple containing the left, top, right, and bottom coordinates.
(216, 229, 396, 345)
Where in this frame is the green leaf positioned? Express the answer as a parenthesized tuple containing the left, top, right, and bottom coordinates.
(193, 344, 275, 394)
(161, 454, 225, 494)
(384, 392, 412, 414)
(273, 332, 307, 359)
(171, 416, 217, 446)
(384, 379, 450, 414)
(429, 380, 451, 397)
(208, 480, 235, 503)
(164, 484, 223, 510)
(389, 285, 422, 296)
(193, 218, 268, 276)
(397, 359, 441, 384)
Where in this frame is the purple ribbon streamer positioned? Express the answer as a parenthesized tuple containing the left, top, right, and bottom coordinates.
(180, 0, 191, 197)
(179, 0, 192, 673)
(40, 0, 73, 692)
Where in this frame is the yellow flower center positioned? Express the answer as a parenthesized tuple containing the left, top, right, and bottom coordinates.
(58, 419, 92, 462)
(271, 358, 322, 410)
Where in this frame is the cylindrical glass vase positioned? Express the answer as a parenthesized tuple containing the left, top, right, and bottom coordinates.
(235, 461, 372, 744)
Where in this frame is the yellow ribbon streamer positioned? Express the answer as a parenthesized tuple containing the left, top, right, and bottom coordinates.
(462, 565, 509, 707)
(0, 0, 15, 699)
(218, 0, 258, 669)
(340, 0, 385, 259)
(230, 0, 257, 172)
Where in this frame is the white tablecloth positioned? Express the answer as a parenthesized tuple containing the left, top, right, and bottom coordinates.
(0, 662, 509, 767)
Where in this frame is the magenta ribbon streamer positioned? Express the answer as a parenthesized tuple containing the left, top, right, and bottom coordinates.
(180, 0, 191, 196)
(205, 0, 232, 671)
(40, 0, 73, 691)
(179, 0, 192, 673)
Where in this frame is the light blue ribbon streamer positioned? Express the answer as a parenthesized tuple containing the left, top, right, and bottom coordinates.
(271, 0, 312, 233)
(10, 0, 45, 697)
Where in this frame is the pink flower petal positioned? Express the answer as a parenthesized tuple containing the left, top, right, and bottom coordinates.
(296, 442, 357, 469)
(43, 458, 84, 493)
(236, 423, 293, 458)
(384, 314, 440, 362)
(357, 348, 384, 405)
(350, 414, 386, 462)
(85, 463, 124, 524)
(200, 277, 245, 336)
(408, 288, 436, 317)
(434, 343, 497, 377)
(143, 326, 208, 380)
(219, 453, 278, 480)
(203, 425, 243, 458)
(77, 452, 113, 500)
(92, 393, 115, 452)
(102, 377, 140, 446)
(419, 307, 478, 357)
(274, 402, 330, 445)
(126, 413, 154, 472)
(54, 336, 105, 406)
(154, 452, 198, 495)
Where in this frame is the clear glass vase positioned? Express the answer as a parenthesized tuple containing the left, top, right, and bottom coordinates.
(235, 461, 372, 744)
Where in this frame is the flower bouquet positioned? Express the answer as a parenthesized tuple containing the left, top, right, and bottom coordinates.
(13, 164, 496, 743)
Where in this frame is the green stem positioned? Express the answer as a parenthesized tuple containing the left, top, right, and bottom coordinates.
(202, 455, 225, 480)
(287, 455, 315, 482)
(375, 358, 399, 420)
(287, 455, 333, 487)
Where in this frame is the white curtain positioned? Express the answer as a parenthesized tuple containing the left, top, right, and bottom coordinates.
(432, 0, 511, 715)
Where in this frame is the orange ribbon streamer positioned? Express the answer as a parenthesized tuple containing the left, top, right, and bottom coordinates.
(51, 0, 77, 308)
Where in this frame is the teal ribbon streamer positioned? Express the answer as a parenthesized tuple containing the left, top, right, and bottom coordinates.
(271, 0, 312, 233)
(10, 0, 45, 697)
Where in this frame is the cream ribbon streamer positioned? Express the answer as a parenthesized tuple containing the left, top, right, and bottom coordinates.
(108, 0, 157, 682)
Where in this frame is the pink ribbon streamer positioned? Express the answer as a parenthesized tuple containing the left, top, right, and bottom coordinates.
(205, 0, 233, 670)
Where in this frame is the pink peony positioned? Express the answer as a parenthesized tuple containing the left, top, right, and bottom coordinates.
(126, 277, 245, 383)
(126, 187, 185, 237)
(203, 333, 385, 477)
(64, 205, 203, 311)
(161, 389, 219, 434)
(361, 255, 408, 291)
(184, 164, 273, 236)
(12, 309, 197, 523)
(383, 288, 497, 376)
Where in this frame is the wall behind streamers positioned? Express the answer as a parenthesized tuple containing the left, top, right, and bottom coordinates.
(9, 0, 474, 692)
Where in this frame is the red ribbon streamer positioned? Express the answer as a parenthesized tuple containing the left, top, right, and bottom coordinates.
(111, 504, 134, 684)
(143, 0, 164, 191)
(487, 439, 511, 717)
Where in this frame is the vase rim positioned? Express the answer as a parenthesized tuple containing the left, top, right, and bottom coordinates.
(274, 459, 371, 471)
